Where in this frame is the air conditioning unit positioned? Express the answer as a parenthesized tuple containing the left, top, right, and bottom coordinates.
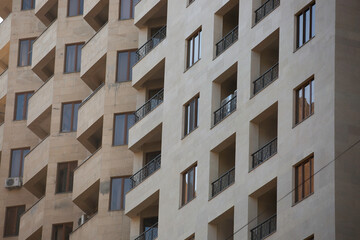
(4, 177, 22, 188)
(78, 214, 88, 226)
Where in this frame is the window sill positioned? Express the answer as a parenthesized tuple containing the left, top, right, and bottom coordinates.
(67, 14, 84, 18)
(118, 18, 134, 21)
(292, 113, 314, 129)
(184, 59, 201, 73)
(181, 126, 199, 140)
(112, 144, 129, 147)
(293, 36, 315, 53)
(292, 192, 314, 207)
(60, 130, 77, 133)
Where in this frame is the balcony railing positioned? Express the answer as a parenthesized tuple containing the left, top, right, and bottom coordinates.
(135, 222, 158, 240)
(136, 26, 166, 62)
(130, 154, 161, 189)
(214, 95, 237, 126)
(79, 83, 105, 108)
(254, 0, 280, 24)
(253, 63, 279, 95)
(250, 214, 276, 240)
(216, 25, 238, 56)
(134, 89, 164, 123)
(251, 138, 277, 169)
(211, 167, 235, 197)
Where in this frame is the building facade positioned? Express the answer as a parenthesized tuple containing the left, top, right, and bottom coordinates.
(0, 0, 359, 240)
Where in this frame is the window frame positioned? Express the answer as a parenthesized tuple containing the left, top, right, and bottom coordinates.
(60, 101, 81, 133)
(18, 38, 35, 67)
(186, 28, 202, 69)
(112, 112, 134, 146)
(64, 42, 84, 73)
(13, 91, 33, 121)
(4, 205, 25, 237)
(294, 155, 314, 204)
(184, 95, 199, 137)
(109, 176, 131, 211)
(9, 148, 30, 178)
(116, 50, 137, 83)
(51, 222, 73, 240)
(296, 2, 316, 49)
(56, 161, 78, 194)
(181, 164, 197, 206)
(67, 0, 84, 16)
(21, 0, 35, 10)
(119, 0, 136, 20)
(295, 78, 314, 125)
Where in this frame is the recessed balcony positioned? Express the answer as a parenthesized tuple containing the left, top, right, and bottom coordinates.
(250, 214, 276, 240)
(208, 207, 234, 240)
(23, 136, 50, 198)
(135, 222, 158, 240)
(134, 0, 167, 28)
(0, 69, 8, 101)
(135, 26, 166, 63)
(19, 197, 45, 240)
(27, 76, 53, 139)
(32, 21, 57, 81)
(253, 0, 280, 26)
(84, 0, 109, 31)
(35, 0, 58, 26)
(130, 154, 161, 189)
(134, 88, 163, 123)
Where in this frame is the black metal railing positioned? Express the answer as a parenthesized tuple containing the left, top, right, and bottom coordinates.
(211, 167, 235, 197)
(134, 222, 158, 240)
(214, 95, 237, 126)
(216, 26, 238, 56)
(130, 154, 161, 189)
(250, 215, 277, 240)
(251, 138, 277, 169)
(253, 63, 279, 95)
(136, 26, 166, 62)
(255, 0, 280, 24)
(134, 89, 164, 123)
(79, 83, 105, 108)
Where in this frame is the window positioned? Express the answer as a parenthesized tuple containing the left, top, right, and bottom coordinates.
(295, 78, 314, 124)
(297, 2, 315, 48)
(68, 0, 84, 16)
(184, 96, 199, 136)
(4, 205, 25, 237)
(187, 29, 202, 68)
(116, 51, 136, 82)
(64, 43, 83, 73)
(182, 164, 197, 206)
(113, 113, 135, 146)
(295, 156, 314, 203)
(14, 92, 33, 120)
(10, 148, 30, 178)
(18, 39, 35, 67)
(119, 0, 136, 20)
(52, 223, 73, 240)
(22, 0, 35, 10)
(61, 102, 81, 132)
(109, 177, 132, 210)
(56, 161, 77, 193)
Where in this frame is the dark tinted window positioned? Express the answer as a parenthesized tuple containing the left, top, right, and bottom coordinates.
(109, 177, 132, 210)
(56, 161, 77, 193)
(4, 205, 25, 237)
(61, 102, 81, 132)
(68, 0, 84, 16)
(14, 92, 33, 120)
(18, 39, 35, 67)
(52, 223, 73, 240)
(65, 43, 83, 73)
(113, 113, 135, 145)
(10, 148, 30, 177)
(22, 0, 35, 10)
(116, 51, 136, 82)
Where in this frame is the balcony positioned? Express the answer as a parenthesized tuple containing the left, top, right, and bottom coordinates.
(250, 214, 276, 240)
(251, 138, 277, 169)
(32, 21, 57, 81)
(136, 26, 166, 63)
(23, 136, 49, 198)
(135, 222, 158, 240)
(134, 0, 167, 28)
(211, 167, 235, 198)
(0, 14, 11, 53)
(130, 154, 161, 189)
(27, 76, 53, 139)
(19, 197, 45, 240)
(135, 89, 163, 123)
(214, 95, 237, 126)
(216, 26, 238, 57)
(84, 0, 109, 31)
(35, 0, 58, 26)
(70, 212, 98, 240)
(77, 84, 104, 153)
(254, 0, 280, 25)
(0, 69, 8, 100)
(253, 63, 278, 95)
(208, 207, 234, 240)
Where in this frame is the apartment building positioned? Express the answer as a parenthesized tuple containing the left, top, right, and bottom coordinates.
(0, 0, 359, 240)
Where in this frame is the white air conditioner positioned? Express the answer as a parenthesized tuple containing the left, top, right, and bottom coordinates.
(4, 177, 22, 188)
(78, 214, 88, 226)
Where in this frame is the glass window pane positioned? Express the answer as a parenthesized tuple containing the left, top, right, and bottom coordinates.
(29, 40, 34, 65)
(62, 104, 72, 132)
(194, 35, 199, 63)
(297, 89, 303, 123)
(304, 161, 311, 196)
(15, 94, 25, 120)
(298, 14, 303, 47)
(110, 178, 123, 210)
(68, 0, 79, 16)
(72, 103, 80, 131)
(187, 168, 194, 201)
(65, 45, 76, 72)
(199, 31, 202, 59)
(297, 166, 303, 201)
(117, 52, 129, 82)
(76, 44, 83, 72)
(311, 4, 315, 38)
(22, 0, 32, 10)
(194, 165, 197, 193)
(188, 39, 193, 67)
(19, 40, 29, 66)
(120, 0, 131, 20)
(10, 150, 22, 177)
(304, 83, 311, 118)
(305, 9, 310, 42)
(311, 80, 314, 114)
(57, 163, 68, 193)
(5, 207, 16, 236)
(79, 0, 84, 15)
(114, 114, 126, 145)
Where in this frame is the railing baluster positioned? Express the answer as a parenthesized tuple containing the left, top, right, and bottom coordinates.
(215, 26, 238, 56)
(254, 0, 280, 24)
(135, 26, 166, 63)
(251, 138, 277, 169)
(211, 167, 235, 197)
(134, 89, 164, 123)
(213, 95, 237, 126)
(130, 154, 161, 189)
(253, 63, 279, 95)
(134, 223, 158, 240)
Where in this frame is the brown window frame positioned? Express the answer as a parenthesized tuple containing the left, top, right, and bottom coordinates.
(116, 50, 136, 82)
(112, 112, 134, 146)
(119, 0, 136, 20)
(181, 164, 197, 206)
(56, 161, 78, 194)
(294, 155, 314, 204)
(18, 38, 35, 67)
(187, 28, 202, 69)
(60, 101, 81, 133)
(67, 0, 84, 16)
(296, 2, 316, 49)
(51, 222, 73, 240)
(295, 78, 314, 125)
(14, 91, 34, 121)
(9, 148, 30, 178)
(184, 95, 199, 137)
(64, 43, 84, 73)
(4, 205, 25, 237)
(21, 0, 35, 10)
(109, 176, 131, 211)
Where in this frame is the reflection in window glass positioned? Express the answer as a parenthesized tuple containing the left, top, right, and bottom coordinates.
(22, 0, 35, 10)
(187, 29, 202, 68)
(10, 148, 29, 177)
(61, 102, 80, 132)
(65, 43, 83, 73)
(113, 113, 134, 145)
(68, 0, 84, 16)
(295, 79, 314, 124)
(120, 0, 135, 20)
(18, 39, 34, 66)
(297, 3, 316, 48)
